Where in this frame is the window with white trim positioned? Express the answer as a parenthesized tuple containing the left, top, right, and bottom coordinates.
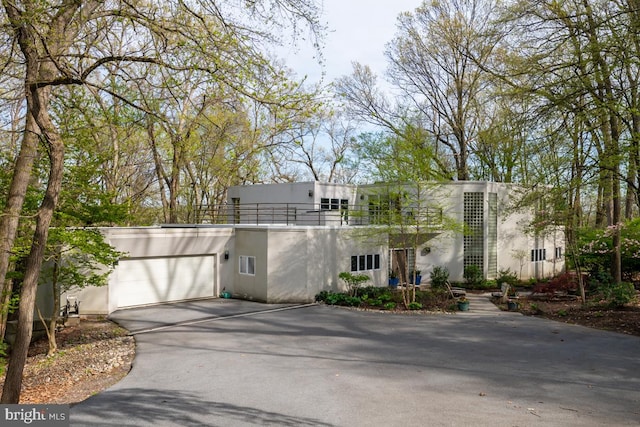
(531, 249, 546, 262)
(239, 255, 256, 275)
(351, 254, 381, 272)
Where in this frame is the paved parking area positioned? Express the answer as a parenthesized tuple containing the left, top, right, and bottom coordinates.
(71, 298, 640, 426)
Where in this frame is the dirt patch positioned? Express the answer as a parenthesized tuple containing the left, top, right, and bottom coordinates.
(515, 297, 640, 337)
(0, 319, 135, 404)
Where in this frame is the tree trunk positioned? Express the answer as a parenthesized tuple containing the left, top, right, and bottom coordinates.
(1, 88, 65, 403)
(0, 113, 40, 342)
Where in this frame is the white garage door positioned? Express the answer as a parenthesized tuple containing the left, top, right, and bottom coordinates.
(113, 255, 216, 309)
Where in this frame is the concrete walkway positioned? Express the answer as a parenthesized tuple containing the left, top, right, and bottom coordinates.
(460, 292, 517, 315)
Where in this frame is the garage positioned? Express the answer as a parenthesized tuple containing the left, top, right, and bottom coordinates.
(111, 255, 217, 309)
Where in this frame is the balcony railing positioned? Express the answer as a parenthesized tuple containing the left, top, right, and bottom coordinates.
(193, 202, 445, 228)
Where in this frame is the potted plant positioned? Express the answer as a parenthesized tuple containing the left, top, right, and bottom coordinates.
(389, 270, 399, 288)
(507, 299, 519, 311)
(413, 270, 422, 286)
(457, 296, 470, 311)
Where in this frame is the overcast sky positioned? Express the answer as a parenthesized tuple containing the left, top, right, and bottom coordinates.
(279, 0, 423, 86)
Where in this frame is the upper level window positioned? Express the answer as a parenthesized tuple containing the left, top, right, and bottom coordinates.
(321, 198, 348, 211)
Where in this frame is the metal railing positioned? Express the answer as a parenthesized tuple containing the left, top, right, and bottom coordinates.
(191, 203, 446, 227)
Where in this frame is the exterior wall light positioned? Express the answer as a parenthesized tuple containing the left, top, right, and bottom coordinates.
(224, 250, 229, 260)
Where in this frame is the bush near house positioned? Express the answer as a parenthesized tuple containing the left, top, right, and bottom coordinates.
(338, 272, 370, 297)
(315, 287, 451, 311)
(463, 265, 490, 289)
(532, 272, 582, 296)
(429, 266, 449, 289)
(496, 268, 519, 288)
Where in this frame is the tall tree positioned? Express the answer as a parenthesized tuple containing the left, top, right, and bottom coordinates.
(385, 0, 501, 180)
(0, 0, 323, 403)
(501, 0, 629, 282)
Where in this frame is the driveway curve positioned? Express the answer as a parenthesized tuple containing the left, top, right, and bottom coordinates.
(71, 298, 640, 426)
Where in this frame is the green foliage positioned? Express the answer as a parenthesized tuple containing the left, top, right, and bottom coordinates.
(407, 302, 423, 310)
(40, 228, 125, 293)
(0, 341, 7, 376)
(429, 266, 449, 289)
(315, 291, 329, 302)
(497, 268, 519, 287)
(315, 287, 454, 312)
(463, 265, 486, 289)
(359, 286, 390, 299)
(383, 302, 397, 310)
(338, 272, 370, 297)
(598, 282, 637, 308)
(315, 291, 361, 307)
(529, 303, 540, 314)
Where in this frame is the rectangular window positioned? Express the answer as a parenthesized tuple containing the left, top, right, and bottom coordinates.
(321, 198, 330, 210)
(239, 255, 256, 275)
(331, 198, 339, 210)
(350, 254, 381, 272)
(531, 249, 546, 262)
(555, 247, 563, 259)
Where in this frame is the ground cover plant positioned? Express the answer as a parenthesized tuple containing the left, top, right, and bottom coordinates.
(315, 286, 453, 312)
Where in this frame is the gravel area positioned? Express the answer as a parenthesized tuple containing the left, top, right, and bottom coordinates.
(0, 319, 135, 404)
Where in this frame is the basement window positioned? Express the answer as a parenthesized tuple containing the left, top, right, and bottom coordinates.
(239, 255, 256, 275)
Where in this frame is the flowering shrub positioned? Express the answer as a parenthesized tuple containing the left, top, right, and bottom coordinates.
(576, 219, 640, 279)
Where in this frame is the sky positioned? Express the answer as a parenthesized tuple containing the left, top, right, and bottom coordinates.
(279, 0, 423, 87)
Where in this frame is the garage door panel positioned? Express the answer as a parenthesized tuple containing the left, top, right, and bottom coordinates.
(114, 256, 215, 309)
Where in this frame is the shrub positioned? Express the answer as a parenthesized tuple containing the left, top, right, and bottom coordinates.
(408, 302, 423, 310)
(463, 265, 485, 289)
(338, 272, 370, 297)
(533, 273, 580, 296)
(497, 268, 519, 287)
(383, 302, 397, 310)
(599, 282, 637, 308)
(430, 266, 449, 288)
(321, 292, 361, 307)
(360, 286, 390, 299)
(315, 291, 329, 302)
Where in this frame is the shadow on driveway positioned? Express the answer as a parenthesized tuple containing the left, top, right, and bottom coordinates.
(72, 300, 640, 426)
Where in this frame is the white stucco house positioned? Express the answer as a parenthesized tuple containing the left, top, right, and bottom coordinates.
(64, 181, 565, 315)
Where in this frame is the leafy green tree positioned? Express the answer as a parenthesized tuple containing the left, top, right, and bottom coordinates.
(38, 229, 123, 356)
(0, 0, 324, 404)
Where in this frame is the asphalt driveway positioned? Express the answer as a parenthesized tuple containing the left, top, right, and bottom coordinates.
(71, 298, 640, 426)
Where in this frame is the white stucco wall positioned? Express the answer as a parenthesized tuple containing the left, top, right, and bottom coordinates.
(60, 181, 565, 315)
(64, 226, 234, 314)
